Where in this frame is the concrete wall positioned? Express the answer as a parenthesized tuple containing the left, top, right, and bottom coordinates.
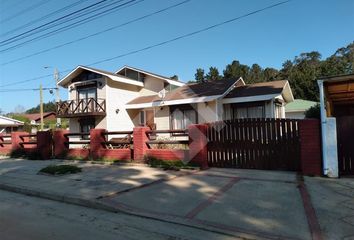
(324, 117, 338, 177)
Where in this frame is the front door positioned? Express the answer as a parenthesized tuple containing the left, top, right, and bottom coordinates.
(337, 116, 354, 175)
(78, 87, 96, 112)
(145, 110, 155, 130)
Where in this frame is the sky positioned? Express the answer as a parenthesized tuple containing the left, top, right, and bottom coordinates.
(0, 0, 353, 113)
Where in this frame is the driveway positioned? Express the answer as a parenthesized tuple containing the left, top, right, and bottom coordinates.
(0, 158, 353, 240)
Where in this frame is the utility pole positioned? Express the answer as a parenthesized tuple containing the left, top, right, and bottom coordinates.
(54, 68, 61, 128)
(40, 84, 44, 131)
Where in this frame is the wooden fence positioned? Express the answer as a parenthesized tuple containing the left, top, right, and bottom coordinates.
(206, 118, 301, 171)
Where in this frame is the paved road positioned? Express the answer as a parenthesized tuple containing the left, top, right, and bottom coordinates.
(0, 189, 237, 240)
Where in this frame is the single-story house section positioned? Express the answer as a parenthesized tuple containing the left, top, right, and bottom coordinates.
(0, 115, 24, 134)
(23, 112, 56, 125)
(57, 65, 294, 134)
(285, 99, 318, 119)
(126, 79, 294, 131)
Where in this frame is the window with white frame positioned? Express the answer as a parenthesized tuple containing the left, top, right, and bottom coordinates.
(231, 102, 265, 119)
(170, 105, 197, 129)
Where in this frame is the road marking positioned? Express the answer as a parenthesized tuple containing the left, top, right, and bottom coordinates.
(185, 177, 240, 219)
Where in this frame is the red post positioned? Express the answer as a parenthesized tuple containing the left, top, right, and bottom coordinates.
(11, 131, 27, 151)
(90, 129, 106, 159)
(299, 119, 322, 176)
(37, 131, 53, 159)
(133, 127, 150, 162)
(53, 130, 69, 158)
(188, 124, 209, 169)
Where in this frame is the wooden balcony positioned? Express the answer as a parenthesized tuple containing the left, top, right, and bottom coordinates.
(56, 98, 106, 118)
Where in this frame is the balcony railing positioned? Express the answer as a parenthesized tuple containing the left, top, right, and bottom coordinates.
(56, 98, 106, 118)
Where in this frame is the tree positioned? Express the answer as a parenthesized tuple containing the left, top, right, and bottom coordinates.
(223, 60, 250, 81)
(248, 64, 263, 83)
(206, 67, 221, 81)
(194, 68, 205, 82)
(263, 67, 279, 82)
(26, 101, 56, 113)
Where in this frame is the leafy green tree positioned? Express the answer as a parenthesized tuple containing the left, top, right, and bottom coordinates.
(26, 101, 56, 113)
(223, 60, 250, 81)
(248, 64, 263, 83)
(305, 104, 320, 119)
(263, 67, 279, 82)
(206, 67, 221, 81)
(194, 68, 205, 82)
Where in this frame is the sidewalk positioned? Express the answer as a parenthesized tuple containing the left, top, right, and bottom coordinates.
(0, 158, 352, 240)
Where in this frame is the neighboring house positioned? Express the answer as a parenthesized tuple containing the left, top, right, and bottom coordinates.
(57, 65, 294, 134)
(23, 112, 57, 125)
(285, 99, 318, 119)
(0, 115, 24, 134)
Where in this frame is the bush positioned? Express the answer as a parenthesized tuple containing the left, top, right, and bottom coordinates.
(10, 148, 42, 160)
(39, 165, 81, 175)
(146, 156, 196, 171)
(305, 104, 320, 119)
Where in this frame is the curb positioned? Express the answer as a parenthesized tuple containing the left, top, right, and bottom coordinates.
(0, 181, 281, 240)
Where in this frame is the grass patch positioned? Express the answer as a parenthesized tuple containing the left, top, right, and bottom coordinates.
(147, 157, 197, 171)
(39, 165, 82, 175)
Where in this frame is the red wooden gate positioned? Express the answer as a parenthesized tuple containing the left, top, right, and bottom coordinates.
(336, 116, 354, 175)
(206, 119, 301, 171)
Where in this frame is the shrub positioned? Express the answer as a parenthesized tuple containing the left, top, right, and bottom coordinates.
(146, 156, 196, 171)
(39, 165, 81, 175)
(10, 148, 43, 160)
(305, 104, 320, 119)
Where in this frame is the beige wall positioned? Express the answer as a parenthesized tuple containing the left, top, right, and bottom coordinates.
(139, 76, 164, 96)
(154, 106, 170, 130)
(197, 101, 217, 123)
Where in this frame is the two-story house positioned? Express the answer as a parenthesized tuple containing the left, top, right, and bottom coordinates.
(57, 65, 294, 135)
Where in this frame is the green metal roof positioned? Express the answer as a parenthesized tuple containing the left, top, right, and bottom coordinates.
(285, 99, 318, 112)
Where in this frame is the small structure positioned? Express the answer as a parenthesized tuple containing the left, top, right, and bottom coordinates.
(0, 115, 24, 134)
(318, 74, 354, 177)
(23, 112, 56, 124)
(285, 99, 318, 119)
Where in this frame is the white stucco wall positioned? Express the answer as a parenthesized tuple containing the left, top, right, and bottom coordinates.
(105, 79, 140, 132)
(324, 117, 339, 178)
(154, 106, 170, 130)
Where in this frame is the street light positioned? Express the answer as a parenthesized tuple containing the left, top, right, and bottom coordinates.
(44, 66, 61, 128)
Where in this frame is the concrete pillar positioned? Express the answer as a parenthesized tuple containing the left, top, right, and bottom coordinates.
(90, 129, 106, 159)
(53, 130, 69, 158)
(188, 124, 209, 169)
(37, 131, 53, 159)
(133, 127, 150, 162)
(299, 119, 322, 176)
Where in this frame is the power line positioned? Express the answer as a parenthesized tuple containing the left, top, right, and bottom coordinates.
(0, 0, 90, 38)
(0, 87, 57, 92)
(0, 0, 52, 24)
(0, 0, 140, 52)
(1, 0, 191, 66)
(0, 0, 110, 45)
(0, 0, 291, 89)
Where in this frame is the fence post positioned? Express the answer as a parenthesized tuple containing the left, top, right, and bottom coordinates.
(188, 124, 209, 169)
(11, 131, 27, 152)
(299, 119, 322, 176)
(90, 129, 106, 159)
(53, 130, 69, 158)
(133, 127, 150, 162)
(37, 131, 53, 159)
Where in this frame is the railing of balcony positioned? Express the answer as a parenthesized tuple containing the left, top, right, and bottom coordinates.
(56, 98, 106, 117)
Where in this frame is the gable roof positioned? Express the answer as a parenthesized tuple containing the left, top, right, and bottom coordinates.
(0, 115, 24, 126)
(23, 112, 56, 122)
(223, 80, 294, 103)
(126, 78, 243, 108)
(116, 65, 185, 87)
(285, 99, 318, 112)
(58, 65, 144, 88)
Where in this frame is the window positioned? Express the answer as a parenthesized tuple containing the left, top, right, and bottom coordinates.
(170, 105, 197, 129)
(80, 118, 95, 139)
(72, 71, 101, 82)
(231, 102, 265, 119)
(139, 111, 145, 126)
